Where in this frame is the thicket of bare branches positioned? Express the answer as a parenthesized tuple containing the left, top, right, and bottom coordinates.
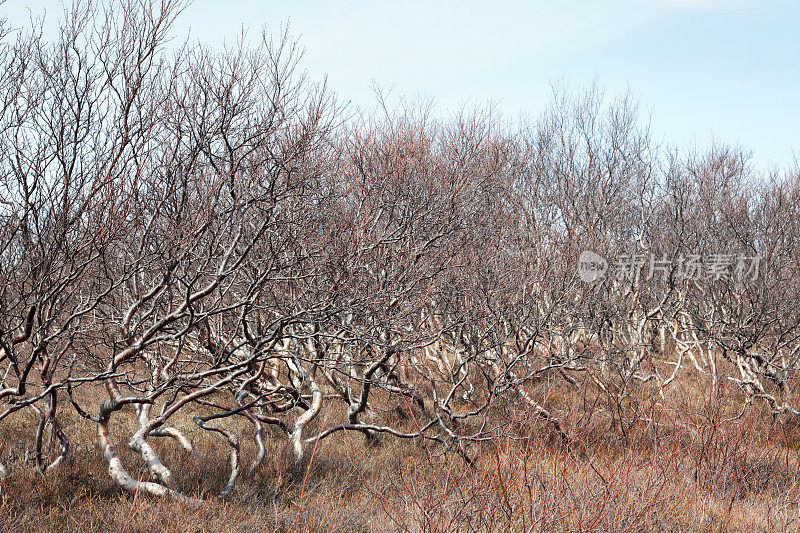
(2, 0, 800, 502)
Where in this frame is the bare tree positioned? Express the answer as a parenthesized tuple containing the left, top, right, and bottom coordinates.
(4, 1, 800, 503)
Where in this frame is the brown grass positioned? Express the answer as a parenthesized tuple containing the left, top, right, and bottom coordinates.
(4, 371, 800, 532)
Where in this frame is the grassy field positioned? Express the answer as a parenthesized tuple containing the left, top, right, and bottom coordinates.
(3, 369, 800, 532)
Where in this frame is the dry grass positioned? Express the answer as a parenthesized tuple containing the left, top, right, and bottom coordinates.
(4, 372, 800, 532)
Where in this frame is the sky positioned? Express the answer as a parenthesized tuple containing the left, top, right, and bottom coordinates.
(4, 0, 799, 171)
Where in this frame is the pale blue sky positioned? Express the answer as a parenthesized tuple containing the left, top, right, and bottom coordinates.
(4, 1, 799, 170)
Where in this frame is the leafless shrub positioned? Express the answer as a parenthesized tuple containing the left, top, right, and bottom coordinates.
(2, 2, 800, 516)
